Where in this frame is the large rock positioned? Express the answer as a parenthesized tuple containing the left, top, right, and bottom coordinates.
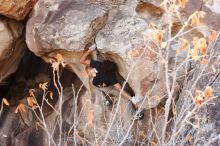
(26, 0, 168, 110)
(25, 0, 220, 145)
(25, 0, 164, 145)
(26, 0, 111, 92)
(0, 18, 26, 82)
(95, 4, 167, 109)
(26, 0, 108, 55)
(0, 0, 36, 20)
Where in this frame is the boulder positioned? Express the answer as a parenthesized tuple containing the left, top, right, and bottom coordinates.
(24, 0, 220, 145)
(0, 0, 36, 20)
(0, 18, 26, 82)
(95, 4, 167, 109)
(26, 0, 169, 110)
(26, 0, 108, 55)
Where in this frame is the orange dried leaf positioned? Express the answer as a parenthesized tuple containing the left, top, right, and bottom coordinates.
(150, 141, 157, 146)
(39, 82, 48, 91)
(55, 53, 64, 63)
(208, 31, 217, 43)
(19, 104, 26, 112)
(195, 90, 203, 107)
(199, 38, 207, 47)
(191, 11, 206, 26)
(178, 0, 188, 8)
(2, 98, 9, 106)
(179, 38, 189, 51)
(29, 89, 35, 98)
(161, 41, 167, 48)
(151, 28, 164, 43)
(139, 131, 146, 138)
(27, 97, 37, 107)
(156, 31, 163, 43)
(49, 91, 53, 99)
(169, 4, 178, 12)
(201, 58, 208, 64)
(199, 47, 206, 55)
(198, 38, 207, 54)
(54, 53, 65, 67)
(190, 48, 199, 61)
(186, 134, 193, 142)
(204, 86, 213, 99)
(198, 11, 206, 18)
(195, 98, 203, 107)
(192, 37, 199, 46)
(128, 48, 141, 58)
(15, 104, 26, 113)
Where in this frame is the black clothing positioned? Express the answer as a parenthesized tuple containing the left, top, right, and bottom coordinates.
(90, 59, 118, 87)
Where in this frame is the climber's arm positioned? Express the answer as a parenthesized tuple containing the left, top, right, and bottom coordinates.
(80, 43, 97, 66)
(80, 49, 92, 66)
(113, 83, 132, 101)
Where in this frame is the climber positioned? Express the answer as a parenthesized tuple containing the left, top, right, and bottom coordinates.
(80, 43, 144, 119)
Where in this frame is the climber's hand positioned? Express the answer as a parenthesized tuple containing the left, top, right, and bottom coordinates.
(131, 95, 142, 105)
(89, 43, 97, 52)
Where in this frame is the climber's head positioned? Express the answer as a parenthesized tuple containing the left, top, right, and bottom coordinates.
(101, 60, 117, 73)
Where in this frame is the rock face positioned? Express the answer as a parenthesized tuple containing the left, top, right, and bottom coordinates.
(26, 0, 108, 54)
(95, 4, 167, 108)
(26, 0, 168, 111)
(21, 0, 220, 145)
(0, 18, 26, 82)
(25, 0, 166, 145)
(0, 0, 36, 20)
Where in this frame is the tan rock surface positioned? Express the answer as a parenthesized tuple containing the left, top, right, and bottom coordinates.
(0, 19, 26, 82)
(0, 0, 36, 20)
